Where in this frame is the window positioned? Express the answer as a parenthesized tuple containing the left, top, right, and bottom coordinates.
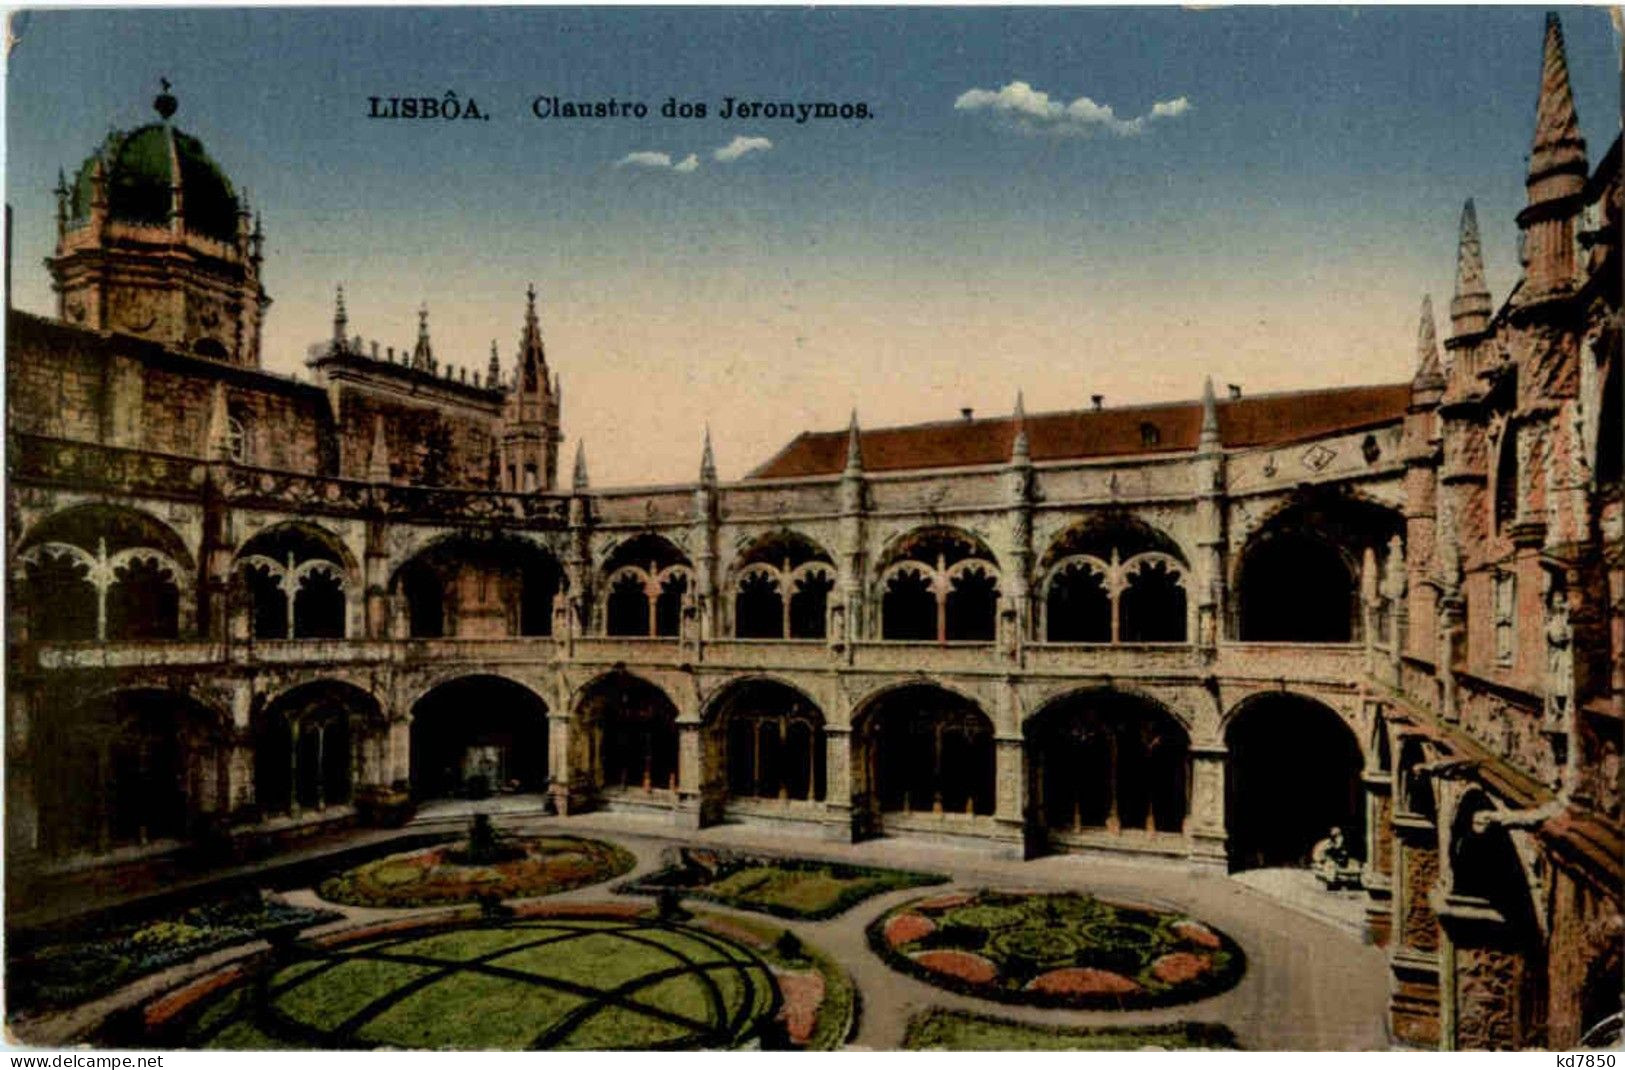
(1493, 571, 1515, 667)
(1140, 422, 1160, 448)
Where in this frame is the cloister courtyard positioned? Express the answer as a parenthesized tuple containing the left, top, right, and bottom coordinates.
(7, 804, 1389, 1051)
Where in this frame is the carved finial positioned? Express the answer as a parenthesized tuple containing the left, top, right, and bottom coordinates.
(487, 340, 501, 389)
(332, 285, 348, 349)
(1526, 12, 1587, 204)
(573, 440, 589, 491)
(1416, 294, 1445, 389)
(409, 303, 435, 371)
(1200, 376, 1220, 446)
(699, 425, 717, 484)
(1010, 390, 1030, 463)
(1449, 199, 1492, 339)
(844, 409, 864, 473)
(153, 77, 177, 121)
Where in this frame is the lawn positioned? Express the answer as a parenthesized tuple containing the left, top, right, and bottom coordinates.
(902, 1009, 1240, 1051)
(870, 889, 1246, 1009)
(317, 834, 635, 907)
(620, 846, 945, 919)
(7, 889, 339, 1014)
(138, 908, 853, 1051)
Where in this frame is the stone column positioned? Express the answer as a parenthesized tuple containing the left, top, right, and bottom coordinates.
(1363, 768, 1395, 947)
(547, 711, 591, 814)
(364, 520, 391, 639)
(1436, 898, 1535, 1050)
(992, 735, 1026, 858)
(1390, 810, 1445, 1048)
(674, 719, 704, 829)
(387, 717, 411, 786)
(823, 725, 856, 842)
(1187, 744, 1228, 870)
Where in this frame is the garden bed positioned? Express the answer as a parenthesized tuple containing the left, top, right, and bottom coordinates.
(618, 847, 945, 920)
(7, 889, 340, 1015)
(869, 889, 1245, 1009)
(130, 904, 854, 1051)
(902, 1008, 1239, 1050)
(317, 834, 634, 908)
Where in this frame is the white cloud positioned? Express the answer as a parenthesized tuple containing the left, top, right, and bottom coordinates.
(714, 135, 773, 162)
(673, 153, 700, 173)
(617, 151, 675, 169)
(955, 80, 1192, 137)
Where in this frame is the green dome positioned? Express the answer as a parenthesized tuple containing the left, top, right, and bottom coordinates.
(70, 123, 241, 244)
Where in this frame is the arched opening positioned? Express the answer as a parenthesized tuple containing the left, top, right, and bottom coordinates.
(393, 536, 563, 639)
(577, 673, 681, 796)
(1494, 428, 1520, 533)
(1234, 494, 1402, 643)
(35, 690, 220, 857)
(410, 676, 549, 800)
(16, 504, 193, 642)
(600, 534, 692, 638)
(1596, 358, 1622, 491)
(877, 527, 999, 643)
(730, 530, 836, 640)
(734, 571, 783, 639)
(1028, 691, 1189, 845)
(708, 679, 826, 806)
(1225, 693, 1365, 870)
(256, 681, 383, 816)
(1040, 517, 1188, 643)
(237, 524, 353, 640)
(858, 685, 994, 828)
(1448, 793, 1550, 1049)
(1119, 557, 1187, 642)
(881, 568, 935, 640)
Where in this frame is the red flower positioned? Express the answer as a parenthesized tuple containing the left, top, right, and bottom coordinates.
(913, 950, 998, 984)
(1024, 967, 1143, 996)
(1151, 951, 1213, 984)
(774, 968, 826, 1046)
(884, 913, 936, 948)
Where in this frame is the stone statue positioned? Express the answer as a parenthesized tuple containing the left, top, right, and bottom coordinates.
(1311, 826, 1362, 890)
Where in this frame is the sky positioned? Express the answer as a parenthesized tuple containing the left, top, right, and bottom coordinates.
(5, 6, 1620, 486)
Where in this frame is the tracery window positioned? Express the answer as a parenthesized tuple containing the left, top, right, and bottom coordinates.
(1043, 551, 1189, 643)
(878, 528, 1000, 642)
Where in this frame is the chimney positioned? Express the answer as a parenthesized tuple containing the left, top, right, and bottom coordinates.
(1227, 384, 1242, 400)
(370, 341, 379, 360)
(387, 346, 394, 362)
(1091, 394, 1104, 411)
(960, 407, 974, 421)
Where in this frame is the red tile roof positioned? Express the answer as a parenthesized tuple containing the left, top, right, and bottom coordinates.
(747, 382, 1413, 479)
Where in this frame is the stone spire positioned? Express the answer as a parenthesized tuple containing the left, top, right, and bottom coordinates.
(1415, 294, 1446, 390)
(844, 409, 864, 473)
(1525, 12, 1587, 207)
(1010, 390, 1030, 463)
(486, 340, 501, 389)
(699, 425, 717, 484)
(572, 440, 589, 491)
(1449, 200, 1492, 340)
(367, 414, 391, 483)
(410, 303, 435, 372)
(332, 285, 348, 352)
(516, 283, 548, 390)
(1199, 376, 1220, 449)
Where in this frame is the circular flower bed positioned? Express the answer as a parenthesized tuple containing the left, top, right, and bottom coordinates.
(317, 835, 635, 907)
(869, 890, 1245, 1009)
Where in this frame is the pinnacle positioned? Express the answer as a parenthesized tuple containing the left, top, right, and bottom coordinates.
(1526, 11, 1586, 199)
(1416, 294, 1445, 388)
(1450, 199, 1491, 338)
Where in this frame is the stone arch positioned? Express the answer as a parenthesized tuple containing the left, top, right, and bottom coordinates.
(256, 679, 386, 815)
(574, 670, 682, 797)
(1038, 514, 1189, 643)
(235, 521, 358, 640)
(701, 676, 827, 807)
(390, 532, 565, 639)
(728, 530, 836, 640)
(1493, 423, 1520, 533)
(410, 674, 550, 799)
(15, 503, 195, 641)
(598, 532, 693, 638)
(34, 687, 227, 857)
(1444, 788, 1550, 1049)
(1038, 512, 1189, 572)
(1026, 689, 1190, 849)
(1224, 691, 1366, 870)
(851, 683, 995, 833)
(1233, 490, 1403, 642)
(876, 526, 1001, 642)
